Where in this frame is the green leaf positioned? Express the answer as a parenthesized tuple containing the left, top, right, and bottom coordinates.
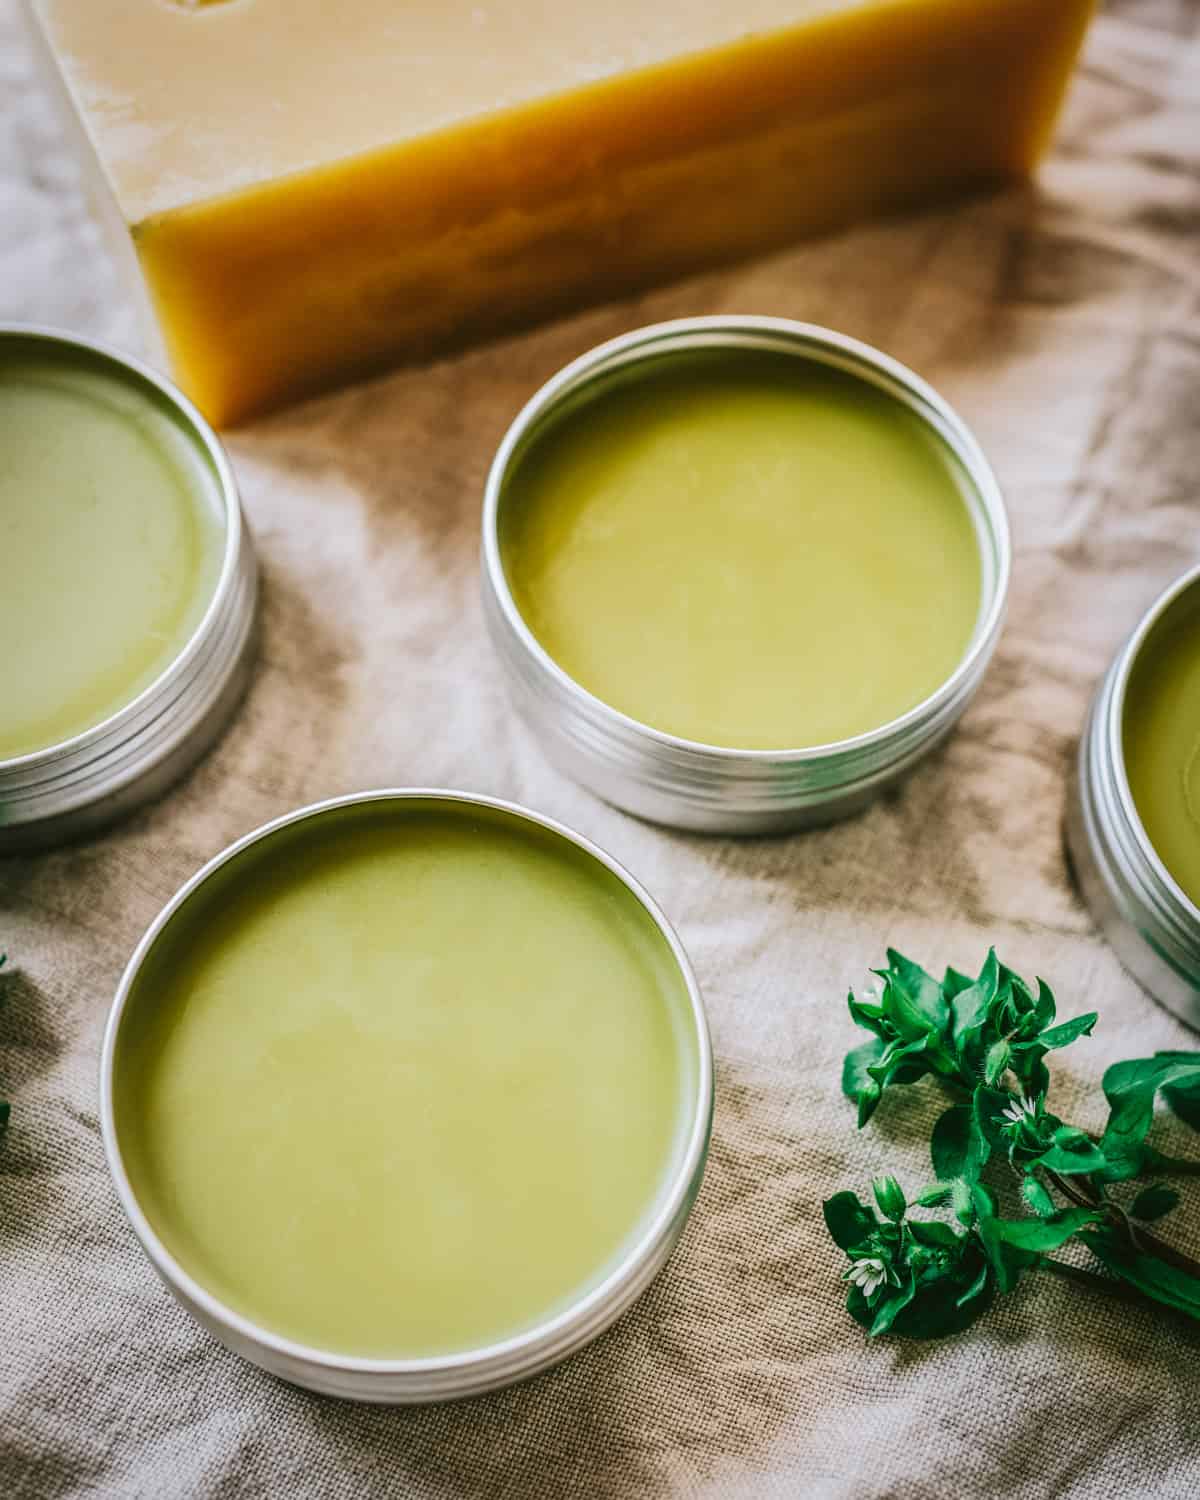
(872, 1175, 906, 1222)
(931, 1105, 970, 1181)
(997, 965, 1037, 1036)
(1036, 1012, 1098, 1050)
(951, 979, 994, 1054)
(1021, 1175, 1056, 1217)
(823, 1192, 877, 1253)
(975, 1193, 1045, 1293)
(1017, 1055, 1052, 1102)
(1032, 977, 1057, 1029)
(1034, 1135, 1108, 1175)
(842, 1036, 885, 1113)
(1081, 1231, 1200, 1321)
(869, 1273, 917, 1337)
(955, 1261, 990, 1308)
(1101, 1055, 1200, 1167)
(984, 1038, 1011, 1087)
(971, 1182, 997, 1223)
(884, 949, 949, 1031)
(1095, 1144, 1143, 1184)
(908, 1219, 961, 1250)
(1163, 1065, 1200, 1132)
(989, 1207, 1098, 1252)
(866, 1034, 930, 1091)
(847, 990, 887, 1038)
(855, 1083, 882, 1128)
(972, 1086, 1011, 1155)
(1130, 1184, 1180, 1222)
(975, 948, 1000, 993)
(942, 966, 974, 1001)
(976, 1224, 1023, 1294)
(947, 950, 1001, 1058)
(1163, 1090, 1200, 1131)
(914, 1183, 952, 1208)
(876, 974, 933, 1044)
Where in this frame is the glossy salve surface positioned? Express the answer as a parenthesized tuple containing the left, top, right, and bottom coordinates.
(500, 348, 982, 750)
(0, 345, 223, 759)
(113, 798, 699, 1359)
(1124, 585, 1200, 909)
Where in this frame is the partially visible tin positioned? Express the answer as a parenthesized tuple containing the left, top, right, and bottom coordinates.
(1067, 565, 1200, 1031)
(0, 326, 256, 852)
(481, 317, 1010, 834)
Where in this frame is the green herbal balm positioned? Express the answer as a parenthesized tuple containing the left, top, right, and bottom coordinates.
(0, 347, 223, 759)
(501, 349, 983, 751)
(1124, 594, 1200, 909)
(111, 796, 706, 1368)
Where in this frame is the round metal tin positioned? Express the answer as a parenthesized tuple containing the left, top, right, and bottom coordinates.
(0, 326, 257, 852)
(100, 789, 714, 1403)
(481, 317, 1010, 834)
(1066, 564, 1200, 1031)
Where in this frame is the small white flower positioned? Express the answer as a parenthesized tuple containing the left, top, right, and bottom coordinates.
(843, 1257, 887, 1298)
(1000, 1093, 1039, 1127)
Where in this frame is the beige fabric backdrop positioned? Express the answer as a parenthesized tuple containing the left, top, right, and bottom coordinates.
(3, 1, 1199, 1495)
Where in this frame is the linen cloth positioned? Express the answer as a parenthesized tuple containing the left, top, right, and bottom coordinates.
(2, 1, 1199, 1494)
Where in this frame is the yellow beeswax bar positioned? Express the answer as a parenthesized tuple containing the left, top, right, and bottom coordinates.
(28, 0, 1094, 425)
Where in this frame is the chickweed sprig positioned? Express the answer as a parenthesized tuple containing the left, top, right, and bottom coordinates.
(825, 949, 1200, 1338)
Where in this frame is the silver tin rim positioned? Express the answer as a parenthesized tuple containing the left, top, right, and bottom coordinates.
(99, 789, 714, 1403)
(1066, 564, 1200, 1029)
(0, 324, 257, 851)
(482, 316, 1010, 834)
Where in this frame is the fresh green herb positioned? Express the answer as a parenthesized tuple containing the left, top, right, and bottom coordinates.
(824, 949, 1200, 1338)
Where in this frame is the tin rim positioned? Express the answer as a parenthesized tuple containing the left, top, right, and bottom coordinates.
(482, 316, 1011, 767)
(0, 323, 245, 771)
(1105, 562, 1200, 927)
(99, 789, 714, 1387)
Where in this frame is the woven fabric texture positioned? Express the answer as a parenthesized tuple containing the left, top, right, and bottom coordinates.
(2, 1, 1199, 1495)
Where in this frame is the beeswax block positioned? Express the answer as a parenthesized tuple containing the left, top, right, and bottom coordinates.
(28, 0, 1094, 425)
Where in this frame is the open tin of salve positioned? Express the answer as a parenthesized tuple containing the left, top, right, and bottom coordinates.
(1068, 564, 1200, 1030)
(0, 326, 256, 851)
(101, 790, 712, 1402)
(483, 317, 1010, 833)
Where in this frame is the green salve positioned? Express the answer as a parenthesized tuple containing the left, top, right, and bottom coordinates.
(501, 350, 983, 750)
(1124, 587, 1200, 909)
(0, 348, 223, 759)
(115, 799, 698, 1359)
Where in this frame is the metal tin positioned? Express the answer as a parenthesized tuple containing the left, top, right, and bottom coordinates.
(1066, 565, 1200, 1031)
(0, 326, 257, 852)
(100, 790, 714, 1403)
(481, 317, 1010, 834)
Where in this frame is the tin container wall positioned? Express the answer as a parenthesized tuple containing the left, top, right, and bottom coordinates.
(1066, 565, 1200, 1031)
(100, 791, 714, 1402)
(482, 317, 1011, 835)
(0, 326, 257, 852)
